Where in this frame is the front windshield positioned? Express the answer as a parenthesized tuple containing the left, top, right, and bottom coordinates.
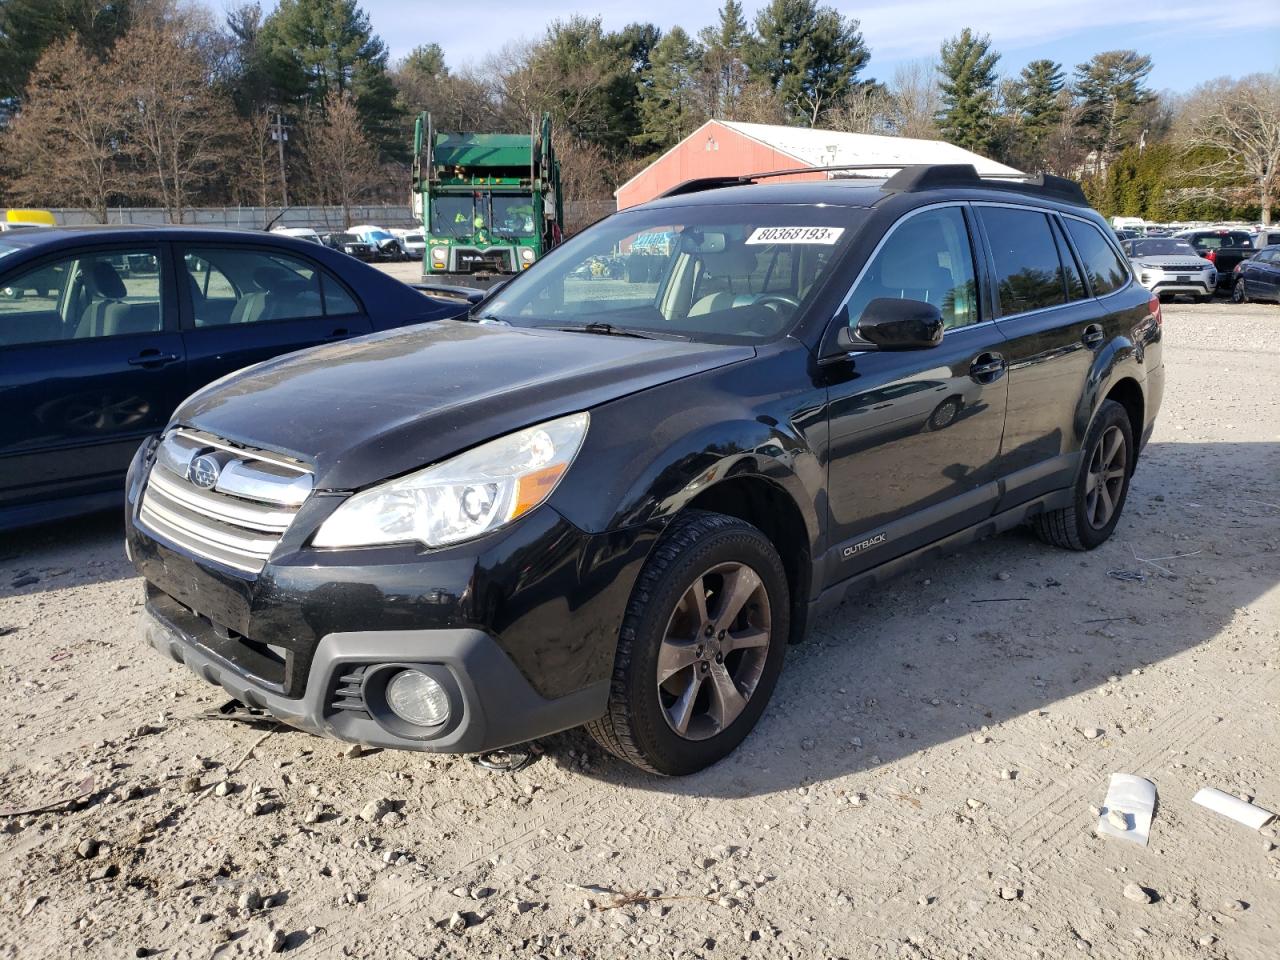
(491, 195, 536, 237)
(1132, 239, 1198, 257)
(431, 196, 477, 237)
(479, 205, 863, 343)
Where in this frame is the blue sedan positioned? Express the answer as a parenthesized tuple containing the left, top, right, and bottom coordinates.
(0, 226, 471, 529)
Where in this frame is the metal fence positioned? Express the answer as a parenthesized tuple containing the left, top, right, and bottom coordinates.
(44, 199, 619, 233)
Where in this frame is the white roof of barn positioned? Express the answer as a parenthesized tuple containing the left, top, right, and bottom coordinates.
(719, 121, 1022, 177)
(614, 119, 1021, 197)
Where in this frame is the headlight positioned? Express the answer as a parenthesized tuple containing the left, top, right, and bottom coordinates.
(520, 248, 535, 263)
(312, 412, 589, 549)
(431, 247, 447, 265)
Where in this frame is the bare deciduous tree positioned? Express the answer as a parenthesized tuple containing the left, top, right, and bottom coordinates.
(116, 21, 239, 222)
(2, 37, 127, 222)
(887, 59, 941, 140)
(1177, 72, 1280, 225)
(304, 92, 380, 227)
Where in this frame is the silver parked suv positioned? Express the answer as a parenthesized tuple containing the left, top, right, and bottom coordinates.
(1120, 237, 1216, 302)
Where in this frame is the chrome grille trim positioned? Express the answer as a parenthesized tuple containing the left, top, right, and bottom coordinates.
(138, 429, 314, 575)
(146, 467, 295, 531)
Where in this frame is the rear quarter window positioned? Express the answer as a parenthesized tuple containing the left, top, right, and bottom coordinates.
(1063, 219, 1130, 296)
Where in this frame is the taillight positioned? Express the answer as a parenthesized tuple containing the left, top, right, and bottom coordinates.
(1148, 294, 1162, 326)
(1204, 249, 1217, 264)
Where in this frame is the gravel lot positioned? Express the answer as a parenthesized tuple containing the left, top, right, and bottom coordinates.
(1, 301, 1278, 959)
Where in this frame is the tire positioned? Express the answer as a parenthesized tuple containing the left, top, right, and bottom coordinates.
(586, 510, 790, 775)
(1033, 399, 1134, 551)
(1231, 279, 1247, 304)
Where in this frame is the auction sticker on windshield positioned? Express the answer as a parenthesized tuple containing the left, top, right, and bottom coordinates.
(745, 226, 844, 245)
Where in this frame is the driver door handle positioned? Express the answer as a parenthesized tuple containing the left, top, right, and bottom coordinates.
(127, 349, 180, 368)
(969, 352, 1005, 383)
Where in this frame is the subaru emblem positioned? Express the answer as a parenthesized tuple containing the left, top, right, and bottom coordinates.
(188, 454, 221, 490)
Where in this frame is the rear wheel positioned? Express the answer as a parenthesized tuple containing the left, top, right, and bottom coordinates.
(1033, 400, 1133, 551)
(1232, 279, 1248, 304)
(587, 510, 789, 775)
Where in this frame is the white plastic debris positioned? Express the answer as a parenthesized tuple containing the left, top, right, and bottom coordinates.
(1192, 788, 1276, 830)
(1097, 774, 1156, 846)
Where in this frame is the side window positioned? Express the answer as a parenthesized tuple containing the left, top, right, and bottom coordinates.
(845, 206, 978, 331)
(321, 274, 360, 315)
(1063, 218, 1130, 296)
(976, 207, 1066, 316)
(0, 259, 71, 346)
(183, 248, 334, 327)
(1053, 220, 1088, 301)
(0, 249, 163, 346)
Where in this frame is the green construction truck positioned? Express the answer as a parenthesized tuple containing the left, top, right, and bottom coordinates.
(412, 113, 563, 287)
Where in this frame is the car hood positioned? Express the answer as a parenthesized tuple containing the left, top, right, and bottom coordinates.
(173, 320, 754, 490)
(1131, 255, 1213, 269)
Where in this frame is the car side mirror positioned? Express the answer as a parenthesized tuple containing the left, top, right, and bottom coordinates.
(840, 298, 945, 351)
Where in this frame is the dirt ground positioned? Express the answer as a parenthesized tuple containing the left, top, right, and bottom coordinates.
(1, 301, 1278, 960)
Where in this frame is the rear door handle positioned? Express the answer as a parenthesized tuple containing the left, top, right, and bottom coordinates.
(127, 350, 180, 368)
(969, 352, 1005, 383)
(1082, 324, 1105, 348)
(324, 327, 351, 341)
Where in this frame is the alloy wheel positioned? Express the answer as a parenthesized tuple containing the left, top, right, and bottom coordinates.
(656, 561, 772, 741)
(1084, 425, 1127, 529)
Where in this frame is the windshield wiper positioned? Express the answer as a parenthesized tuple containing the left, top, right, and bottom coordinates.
(552, 322, 687, 341)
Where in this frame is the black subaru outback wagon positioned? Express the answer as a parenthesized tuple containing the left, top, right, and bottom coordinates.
(124, 165, 1163, 775)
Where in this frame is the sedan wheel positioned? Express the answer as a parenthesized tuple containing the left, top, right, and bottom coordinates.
(1232, 279, 1248, 304)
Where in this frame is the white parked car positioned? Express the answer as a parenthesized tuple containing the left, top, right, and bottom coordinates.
(391, 228, 426, 260)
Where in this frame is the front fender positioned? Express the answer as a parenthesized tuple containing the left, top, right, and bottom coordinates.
(548, 345, 826, 556)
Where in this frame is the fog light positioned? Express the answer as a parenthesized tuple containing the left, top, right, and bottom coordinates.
(385, 669, 450, 727)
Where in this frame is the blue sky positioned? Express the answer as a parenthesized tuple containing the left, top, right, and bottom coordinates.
(259, 1, 1280, 94)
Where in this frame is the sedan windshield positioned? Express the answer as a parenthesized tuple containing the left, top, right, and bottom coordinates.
(1131, 239, 1198, 257)
(479, 205, 864, 343)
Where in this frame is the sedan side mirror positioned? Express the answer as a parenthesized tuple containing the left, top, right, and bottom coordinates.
(836, 297, 945, 352)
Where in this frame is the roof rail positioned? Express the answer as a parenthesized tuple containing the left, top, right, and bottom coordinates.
(658, 163, 1089, 207)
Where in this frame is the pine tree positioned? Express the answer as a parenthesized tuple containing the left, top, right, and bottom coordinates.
(1073, 50, 1153, 172)
(1019, 60, 1064, 141)
(636, 27, 704, 150)
(0, 0, 134, 105)
(936, 29, 1000, 154)
(257, 0, 402, 159)
(750, 0, 871, 126)
(697, 1, 751, 118)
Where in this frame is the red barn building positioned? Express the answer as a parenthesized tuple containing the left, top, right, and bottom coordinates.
(615, 120, 1022, 210)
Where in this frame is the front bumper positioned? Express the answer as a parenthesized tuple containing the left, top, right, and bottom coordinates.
(124, 439, 657, 753)
(1138, 273, 1215, 296)
(143, 591, 608, 752)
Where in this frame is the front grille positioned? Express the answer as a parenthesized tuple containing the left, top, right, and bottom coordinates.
(138, 428, 313, 575)
(454, 247, 512, 273)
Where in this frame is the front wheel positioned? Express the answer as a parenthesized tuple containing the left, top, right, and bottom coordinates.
(1033, 400, 1134, 551)
(587, 510, 789, 775)
(1232, 279, 1248, 304)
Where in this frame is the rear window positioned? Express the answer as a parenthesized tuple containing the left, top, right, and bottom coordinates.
(1187, 232, 1253, 250)
(1063, 218, 1130, 296)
